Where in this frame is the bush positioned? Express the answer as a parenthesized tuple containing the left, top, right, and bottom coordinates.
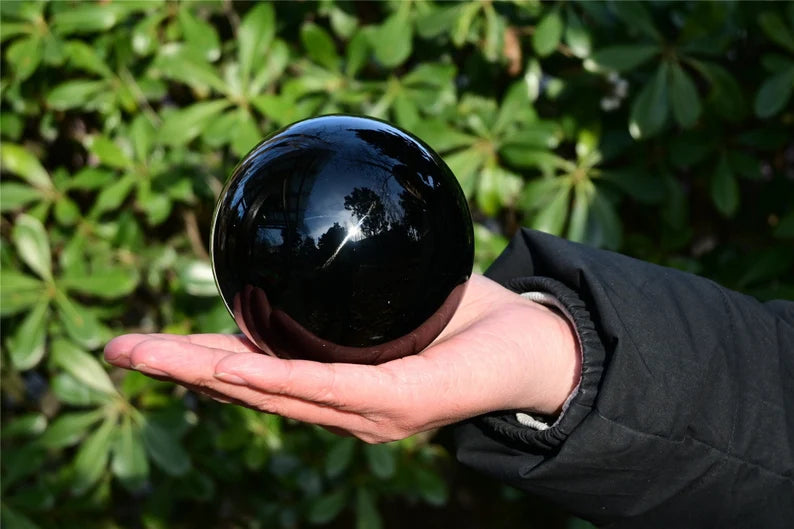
(2, 1, 792, 528)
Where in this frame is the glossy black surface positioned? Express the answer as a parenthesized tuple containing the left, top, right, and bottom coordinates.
(211, 115, 473, 364)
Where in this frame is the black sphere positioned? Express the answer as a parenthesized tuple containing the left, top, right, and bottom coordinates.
(210, 115, 474, 364)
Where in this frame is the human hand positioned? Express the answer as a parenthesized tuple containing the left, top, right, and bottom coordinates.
(104, 274, 579, 443)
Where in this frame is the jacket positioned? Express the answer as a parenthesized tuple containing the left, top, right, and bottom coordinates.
(455, 228, 794, 528)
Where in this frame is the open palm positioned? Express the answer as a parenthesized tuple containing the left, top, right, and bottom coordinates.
(105, 274, 578, 443)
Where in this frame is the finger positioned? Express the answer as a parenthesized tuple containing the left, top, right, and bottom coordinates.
(212, 351, 467, 429)
(127, 337, 242, 385)
(105, 333, 259, 366)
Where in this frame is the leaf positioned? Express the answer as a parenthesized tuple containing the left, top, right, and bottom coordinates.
(325, 437, 356, 478)
(6, 35, 41, 81)
(7, 297, 48, 370)
(307, 488, 349, 525)
(12, 213, 52, 281)
(112, 418, 149, 491)
(60, 266, 139, 299)
(371, 8, 412, 67)
(178, 259, 217, 296)
(610, 1, 661, 41)
(72, 417, 116, 494)
(0, 182, 42, 212)
(1, 143, 52, 190)
(2, 413, 47, 439)
(532, 9, 563, 57)
(564, 7, 591, 58)
(53, 4, 133, 35)
(443, 147, 488, 198)
(51, 338, 116, 395)
(758, 11, 794, 54)
(412, 466, 447, 506)
(142, 416, 191, 476)
(690, 60, 746, 121)
(363, 443, 396, 479)
(89, 135, 132, 169)
(159, 100, 231, 146)
(1, 506, 42, 529)
(65, 40, 113, 77)
(345, 30, 370, 78)
(600, 168, 665, 204)
(37, 410, 104, 449)
(47, 79, 107, 110)
(669, 63, 702, 128)
(230, 109, 261, 158)
(531, 180, 571, 236)
(238, 3, 276, 87)
(51, 372, 111, 406)
(355, 487, 383, 529)
(710, 154, 739, 217)
(585, 44, 659, 72)
(179, 7, 221, 62)
(249, 39, 289, 96)
(152, 44, 228, 95)
(568, 181, 592, 243)
(53, 290, 103, 349)
(629, 62, 669, 139)
(0, 270, 45, 317)
(54, 196, 80, 226)
(301, 23, 339, 70)
(754, 67, 794, 118)
(89, 173, 136, 217)
(588, 189, 622, 250)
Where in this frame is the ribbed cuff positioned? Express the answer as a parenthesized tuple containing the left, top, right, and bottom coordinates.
(477, 276, 605, 452)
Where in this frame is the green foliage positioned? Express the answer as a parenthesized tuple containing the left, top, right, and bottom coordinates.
(1, 1, 792, 528)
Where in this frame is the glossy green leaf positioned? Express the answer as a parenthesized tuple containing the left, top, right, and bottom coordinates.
(629, 62, 669, 139)
(758, 11, 794, 54)
(89, 135, 132, 169)
(0, 182, 41, 212)
(325, 437, 356, 478)
(51, 372, 111, 406)
(53, 196, 80, 225)
(72, 417, 116, 494)
(249, 39, 289, 96)
(307, 488, 349, 524)
(179, 7, 221, 62)
(6, 35, 41, 81)
(47, 79, 107, 110)
(0, 270, 44, 317)
(65, 40, 113, 77)
(89, 173, 135, 217)
(132, 11, 165, 56)
(444, 147, 488, 198)
(152, 44, 228, 95)
(159, 100, 231, 146)
(691, 60, 746, 121)
(363, 443, 396, 479)
(711, 154, 739, 217)
(533, 9, 563, 57)
(301, 23, 339, 70)
(177, 259, 217, 296)
(7, 297, 48, 370)
(355, 487, 383, 529)
(345, 30, 370, 78)
(588, 189, 622, 250)
(143, 417, 191, 476)
(12, 214, 52, 281)
(60, 266, 139, 299)
(610, 1, 661, 41)
(754, 67, 794, 118)
(371, 7, 412, 67)
(586, 44, 659, 72)
(1, 143, 52, 190)
(564, 7, 591, 58)
(37, 409, 104, 449)
(2, 413, 47, 439)
(53, 4, 133, 35)
(669, 63, 701, 128)
(230, 109, 261, 158)
(112, 418, 149, 491)
(238, 3, 276, 87)
(413, 466, 447, 506)
(51, 338, 116, 395)
(531, 180, 571, 236)
(568, 181, 592, 243)
(53, 290, 103, 349)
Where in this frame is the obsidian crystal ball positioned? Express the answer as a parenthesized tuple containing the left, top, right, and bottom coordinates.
(210, 115, 473, 364)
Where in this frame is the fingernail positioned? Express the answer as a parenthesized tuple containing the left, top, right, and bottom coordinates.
(214, 372, 248, 385)
(132, 363, 170, 377)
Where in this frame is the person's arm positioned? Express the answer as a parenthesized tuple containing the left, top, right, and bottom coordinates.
(456, 228, 794, 527)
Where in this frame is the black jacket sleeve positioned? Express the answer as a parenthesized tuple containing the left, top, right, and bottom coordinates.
(454, 228, 794, 528)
